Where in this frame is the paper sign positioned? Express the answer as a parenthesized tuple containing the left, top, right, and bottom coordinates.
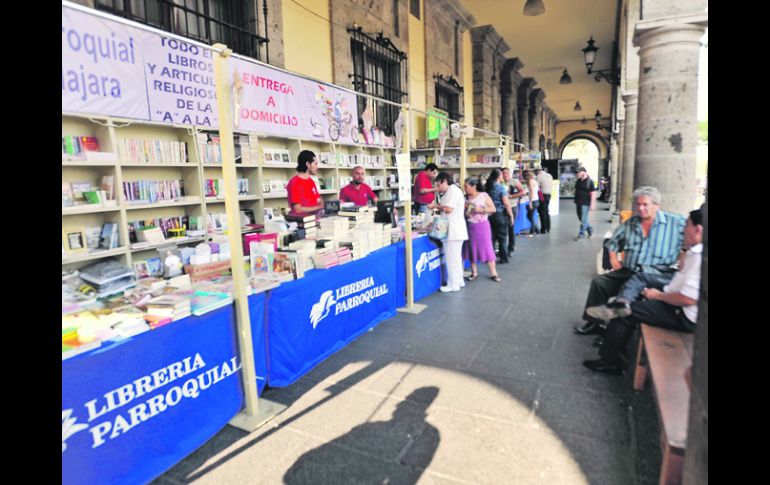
(396, 153, 411, 202)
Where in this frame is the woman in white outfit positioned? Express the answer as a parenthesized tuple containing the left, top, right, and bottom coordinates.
(429, 172, 469, 292)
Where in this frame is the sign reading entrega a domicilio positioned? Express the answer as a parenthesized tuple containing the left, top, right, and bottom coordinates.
(62, 3, 357, 142)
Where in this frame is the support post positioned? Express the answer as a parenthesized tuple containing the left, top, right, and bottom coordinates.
(212, 44, 286, 431)
(398, 104, 427, 315)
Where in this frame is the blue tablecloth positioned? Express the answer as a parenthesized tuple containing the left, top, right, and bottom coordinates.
(514, 200, 540, 234)
(62, 305, 246, 485)
(266, 244, 399, 387)
(396, 236, 443, 307)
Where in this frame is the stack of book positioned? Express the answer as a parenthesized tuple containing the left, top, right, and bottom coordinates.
(339, 235, 365, 260)
(335, 246, 353, 265)
(273, 250, 304, 279)
(191, 291, 233, 316)
(145, 294, 192, 321)
(311, 248, 339, 269)
(288, 240, 317, 271)
(78, 260, 136, 299)
(338, 206, 376, 227)
(318, 216, 351, 240)
(286, 214, 318, 239)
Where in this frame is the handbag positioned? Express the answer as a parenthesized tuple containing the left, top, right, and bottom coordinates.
(537, 189, 545, 203)
(429, 215, 449, 240)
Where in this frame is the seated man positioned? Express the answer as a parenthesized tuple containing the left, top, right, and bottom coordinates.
(574, 186, 687, 336)
(340, 165, 378, 206)
(583, 207, 703, 375)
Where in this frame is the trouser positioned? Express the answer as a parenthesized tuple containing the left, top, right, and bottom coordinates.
(527, 201, 540, 233)
(617, 272, 675, 303)
(538, 194, 551, 233)
(582, 268, 634, 323)
(576, 203, 593, 236)
(507, 204, 518, 253)
(599, 300, 696, 366)
(444, 239, 464, 290)
(489, 212, 509, 262)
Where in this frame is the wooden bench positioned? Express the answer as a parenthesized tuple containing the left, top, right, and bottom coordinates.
(633, 324, 695, 485)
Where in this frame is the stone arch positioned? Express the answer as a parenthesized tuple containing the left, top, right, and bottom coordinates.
(557, 130, 610, 160)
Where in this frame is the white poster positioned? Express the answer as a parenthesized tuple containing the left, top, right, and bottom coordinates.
(230, 57, 359, 143)
(142, 33, 218, 127)
(62, 6, 149, 119)
(396, 154, 411, 202)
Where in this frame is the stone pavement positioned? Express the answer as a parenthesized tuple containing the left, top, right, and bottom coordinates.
(153, 200, 662, 485)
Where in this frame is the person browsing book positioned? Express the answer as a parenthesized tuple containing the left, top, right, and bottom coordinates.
(428, 172, 468, 293)
(339, 165, 378, 206)
(413, 163, 439, 213)
(286, 150, 323, 216)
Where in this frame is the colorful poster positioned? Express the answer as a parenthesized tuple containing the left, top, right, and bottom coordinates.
(62, 6, 149, 119)
(427, 108, 448, 140)
(142, 32, 218, 127)
(230, 56, 359, 142)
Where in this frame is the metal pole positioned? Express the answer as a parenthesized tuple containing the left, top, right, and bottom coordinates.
(212, 43, 285, 431)
(398, 104, 426, 315)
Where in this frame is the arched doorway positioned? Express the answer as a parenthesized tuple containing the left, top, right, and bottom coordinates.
(561, 138, 601, 182)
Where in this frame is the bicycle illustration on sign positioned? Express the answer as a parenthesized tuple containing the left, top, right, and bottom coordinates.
(313, 86, 359, 143)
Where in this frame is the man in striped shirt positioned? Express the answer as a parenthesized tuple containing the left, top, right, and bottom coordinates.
(574, 186, 687, 336)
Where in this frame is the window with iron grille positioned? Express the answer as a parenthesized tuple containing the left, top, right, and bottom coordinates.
(348, 28, 407, 136)
(434, 75, 463, 122)
(95, 0, 266, 60)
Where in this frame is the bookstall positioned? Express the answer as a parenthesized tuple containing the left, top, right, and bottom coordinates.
(62, 1, 518, 480)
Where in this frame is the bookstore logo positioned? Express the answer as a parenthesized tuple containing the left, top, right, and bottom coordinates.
(416, 248, 441, 277)
(62, 353, 241, 452)
(310, 277, 389, 329)
(310, 290, 336, 329)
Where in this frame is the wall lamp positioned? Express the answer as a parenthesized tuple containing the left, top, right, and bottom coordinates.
(582, 37, 620, 86)
(594, 110, 612, 131)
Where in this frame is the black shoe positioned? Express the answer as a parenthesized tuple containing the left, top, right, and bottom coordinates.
(507, 251, 513, 257)
(592, 336, 604, 348)
(497, 259, 509, 264)
(583, 359, 624, 375)
(574, 321, 603, 335)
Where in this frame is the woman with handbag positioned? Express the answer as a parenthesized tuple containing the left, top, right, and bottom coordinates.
(429, 172, 468, 293)
(484, 169, 515, 264)
(463, 177, 501, 282)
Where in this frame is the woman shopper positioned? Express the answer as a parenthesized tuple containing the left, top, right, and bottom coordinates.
(523, 170, 541, 237)
(484, 169, 515, 264)
(463, 178, 501, 282)
(429, 172, 469, 293)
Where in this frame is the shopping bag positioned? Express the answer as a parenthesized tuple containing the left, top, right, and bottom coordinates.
(429, 215, 449, 240)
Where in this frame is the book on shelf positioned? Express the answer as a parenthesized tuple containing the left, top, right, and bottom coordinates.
(120, 138, 188, 164)
(100, 175, 115, 200)
(99, 222, 119, 249)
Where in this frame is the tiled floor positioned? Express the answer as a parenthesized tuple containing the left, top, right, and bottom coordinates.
(154, 200, 662, 485)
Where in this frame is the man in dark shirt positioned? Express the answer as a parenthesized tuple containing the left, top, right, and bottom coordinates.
(573, 166, 596, 241)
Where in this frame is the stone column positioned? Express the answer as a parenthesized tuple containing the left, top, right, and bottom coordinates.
(500, 58, 524, 140)
(529, 89, 545, 151)
(471, 26, 510, 131)
(620, 91, 638, 212)
(633, 13, 707, 215)
(517, 78, 536, 151)
(611, 118, 625, 217)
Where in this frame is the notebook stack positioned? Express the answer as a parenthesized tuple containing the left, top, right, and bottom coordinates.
(146, 294, 192, 321)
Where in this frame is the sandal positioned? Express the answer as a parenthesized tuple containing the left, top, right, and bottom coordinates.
(465, 274, 478, 281)
(490, 275, 502, 282)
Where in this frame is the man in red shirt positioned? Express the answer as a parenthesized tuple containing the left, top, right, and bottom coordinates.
(413, 163, 438, 213)
(339, 166, 378, 206)
(286, 150, 323, 216)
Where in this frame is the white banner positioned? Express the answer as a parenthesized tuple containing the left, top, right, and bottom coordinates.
(230, 57, 359, 142)
(396, 154, 411, 202)
(62, 4, 360, 138)
(142, 33, 218, 127)
(62, 6, 149, 119)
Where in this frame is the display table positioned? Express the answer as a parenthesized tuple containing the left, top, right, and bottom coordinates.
(265, 244, 399, 387)
(62, 304, 259, 485)
(513, 200, 541, 234)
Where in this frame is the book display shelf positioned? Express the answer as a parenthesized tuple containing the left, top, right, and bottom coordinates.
(409, 135, 508, 185)
(257, 134, 398, 220)
(62, 113, 401, 272)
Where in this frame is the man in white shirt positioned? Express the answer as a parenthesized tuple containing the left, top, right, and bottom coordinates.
(535, 167, 554, 234)
(429, 172, 468, 293)
(583, 206, 704, 375)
